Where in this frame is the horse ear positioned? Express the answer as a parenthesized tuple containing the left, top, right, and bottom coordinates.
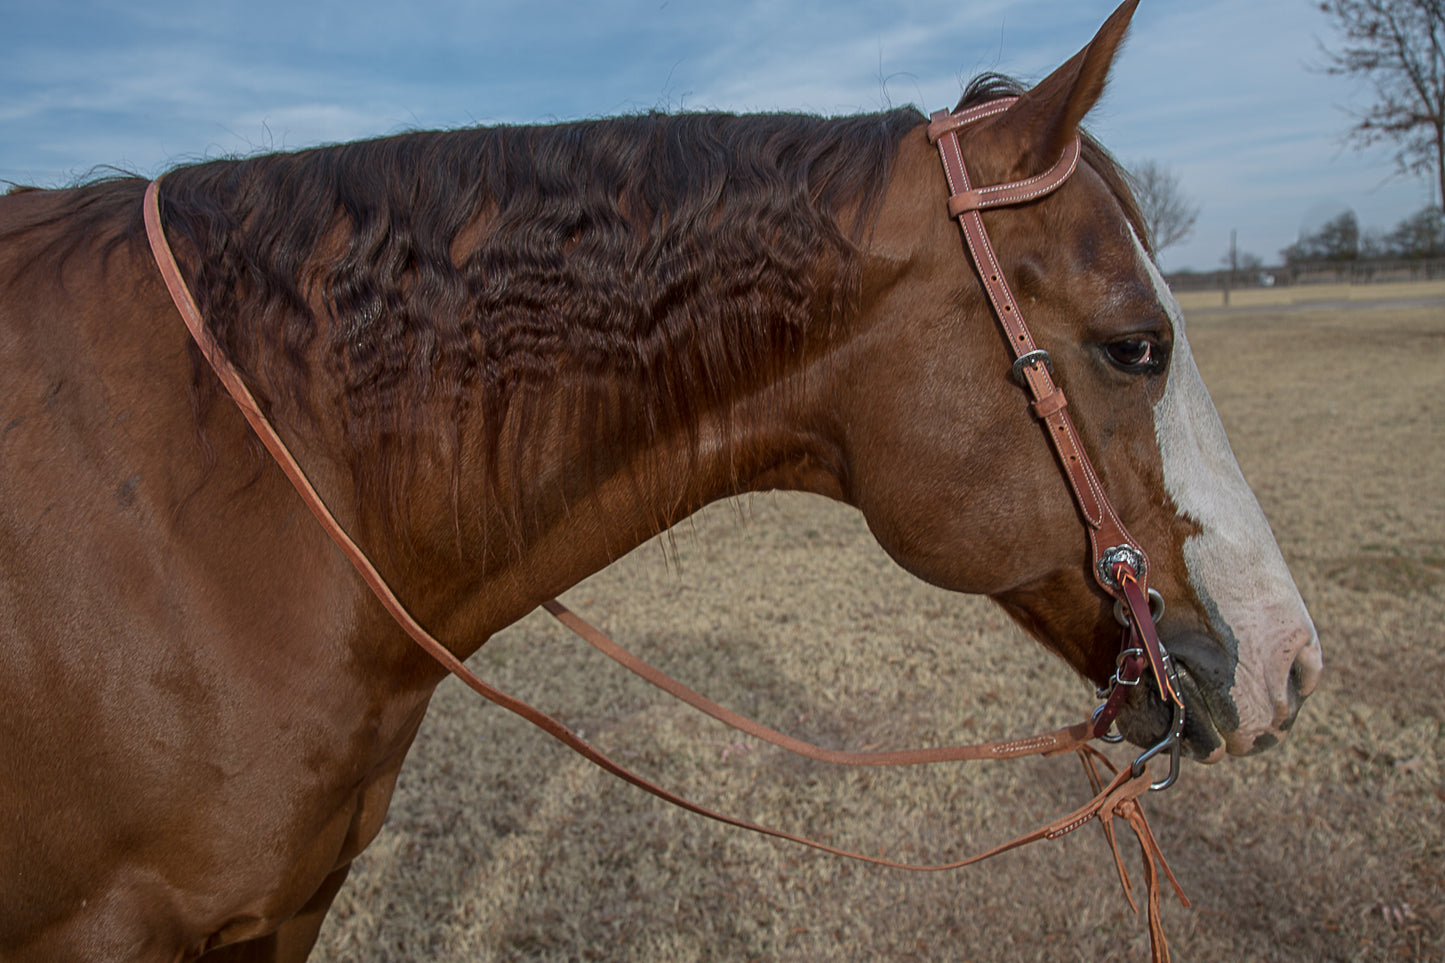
(994, 0, 1139, 176)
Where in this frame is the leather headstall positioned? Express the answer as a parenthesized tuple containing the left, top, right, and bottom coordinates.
(927, 99, 1186, 785)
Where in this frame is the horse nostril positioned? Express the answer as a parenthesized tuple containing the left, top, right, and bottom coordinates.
(1281, 633, 1322, 730)
(1289, 629, 1323, 701)
(1245, 732, 1279, 755)
(1280, 664, 1309, 730)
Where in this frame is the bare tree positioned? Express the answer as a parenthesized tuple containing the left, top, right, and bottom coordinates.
(1317, 0, 1445, 206)
(1382, 204, 1445, 254)
(1129, 160, 1201, 252)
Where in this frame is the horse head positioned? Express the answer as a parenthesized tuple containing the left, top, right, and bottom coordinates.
(833, 0, 1321, 762)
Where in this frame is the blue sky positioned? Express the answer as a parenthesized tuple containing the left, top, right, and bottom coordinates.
(1, 0, 1436, 271)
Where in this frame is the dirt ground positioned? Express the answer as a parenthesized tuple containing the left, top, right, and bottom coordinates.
(312, 292, 1445, 962)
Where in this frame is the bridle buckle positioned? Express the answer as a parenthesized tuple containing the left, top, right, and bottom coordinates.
(1010, 348, 1053, 386)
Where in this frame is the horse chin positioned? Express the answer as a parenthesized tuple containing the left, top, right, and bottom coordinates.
(1114, 663, 1227, 763)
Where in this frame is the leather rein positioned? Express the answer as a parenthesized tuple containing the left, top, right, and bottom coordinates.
(141, 97, 1189, 958)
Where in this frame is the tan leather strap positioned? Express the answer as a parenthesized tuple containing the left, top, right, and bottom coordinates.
(545, 600, 1092, 765)
(927, 99, 1083, 216)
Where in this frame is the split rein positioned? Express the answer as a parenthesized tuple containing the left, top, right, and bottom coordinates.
(141, 98, 1188, 959)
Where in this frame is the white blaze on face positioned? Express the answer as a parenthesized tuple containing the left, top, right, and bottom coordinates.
(1135, 236, 1322, 756)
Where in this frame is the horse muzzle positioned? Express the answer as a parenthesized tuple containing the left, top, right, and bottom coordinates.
(1119, 624, 1322, 762)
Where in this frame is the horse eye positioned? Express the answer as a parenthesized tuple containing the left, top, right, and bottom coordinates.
(1105, 338, 1157, 371)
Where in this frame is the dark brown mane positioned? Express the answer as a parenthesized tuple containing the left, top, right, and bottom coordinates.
(150, 108, 926, 536)
(3, 77, 1146, 550)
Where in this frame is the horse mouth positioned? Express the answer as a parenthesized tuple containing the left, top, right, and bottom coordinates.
(1114, 659, 1227, 763)
(1171, 660, 1230, 761)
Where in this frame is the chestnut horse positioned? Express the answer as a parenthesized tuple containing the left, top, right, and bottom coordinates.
(0, 2, 1320, 959)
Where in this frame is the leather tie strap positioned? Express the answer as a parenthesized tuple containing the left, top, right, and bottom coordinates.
(1117, 570, 1182, 706)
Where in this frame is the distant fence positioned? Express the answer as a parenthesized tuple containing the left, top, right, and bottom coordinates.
(1166, 258, 1445, 292)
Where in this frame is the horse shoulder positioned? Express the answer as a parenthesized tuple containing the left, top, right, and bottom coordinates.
(0, 192, 438, 957)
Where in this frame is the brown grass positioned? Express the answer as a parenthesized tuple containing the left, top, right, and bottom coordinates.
(313, 291, 1445, 962)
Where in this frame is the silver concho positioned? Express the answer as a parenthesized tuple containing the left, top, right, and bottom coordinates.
(1097, 544, 1147, 590)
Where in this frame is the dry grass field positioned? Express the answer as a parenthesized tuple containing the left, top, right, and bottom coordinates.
(1174, 280, 1445, 312)
(312, 289, 1444, 962)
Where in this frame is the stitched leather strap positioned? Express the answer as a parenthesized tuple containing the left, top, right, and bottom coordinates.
(927, 98, 1187, 784)
(928, 100, 1083, 216)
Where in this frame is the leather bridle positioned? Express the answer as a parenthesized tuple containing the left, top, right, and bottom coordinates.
(927, 99, 1187, 789)
(140, 96, 1190, 959)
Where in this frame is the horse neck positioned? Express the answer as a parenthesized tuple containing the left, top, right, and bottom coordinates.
(416, 301, 855, 648)
(385, 135, 976, 647)
(286, 117, 931, 648)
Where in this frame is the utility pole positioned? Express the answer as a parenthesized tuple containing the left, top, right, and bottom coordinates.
(1223, 228, 1237, 307)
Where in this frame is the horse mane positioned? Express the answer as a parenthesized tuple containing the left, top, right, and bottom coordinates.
(135, 108, 922, 542)
(3, 76, 1147, 557)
